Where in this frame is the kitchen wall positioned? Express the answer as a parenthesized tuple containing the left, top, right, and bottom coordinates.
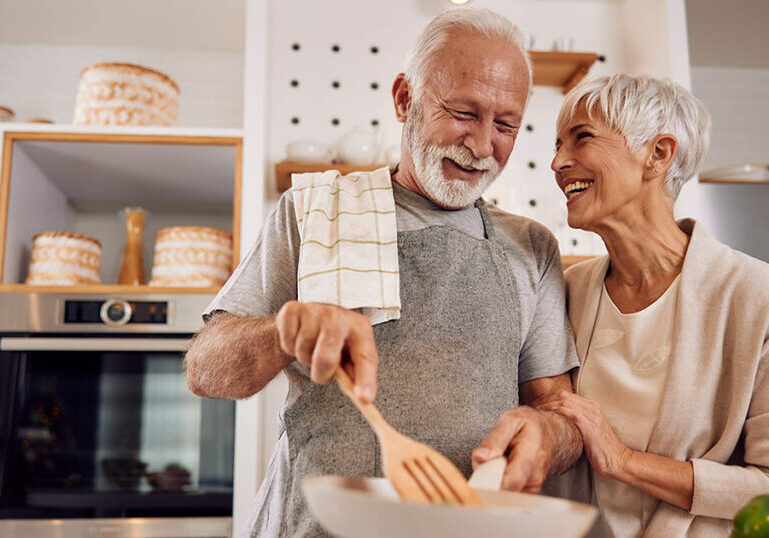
(675, 0, 769, 262)
(264, 0, 630, 256)
(0, 44, 244, 127)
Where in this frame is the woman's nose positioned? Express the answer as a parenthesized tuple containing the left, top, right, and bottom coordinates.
(551, 146, 573, 172)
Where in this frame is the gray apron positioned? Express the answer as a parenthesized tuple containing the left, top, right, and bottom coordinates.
(250, 200, 522, 537)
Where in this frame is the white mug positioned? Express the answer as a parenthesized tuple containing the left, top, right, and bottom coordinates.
(286, 141, 336, 163)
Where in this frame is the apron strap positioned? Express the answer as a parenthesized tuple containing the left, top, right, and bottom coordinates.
(475, 198, 497, 241)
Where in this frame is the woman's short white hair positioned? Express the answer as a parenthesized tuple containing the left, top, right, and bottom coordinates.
(404, 8, 533, 99)
(557, 73, 711, 200)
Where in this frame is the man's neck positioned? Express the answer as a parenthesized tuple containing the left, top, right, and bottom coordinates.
(391, 153, 430, 199)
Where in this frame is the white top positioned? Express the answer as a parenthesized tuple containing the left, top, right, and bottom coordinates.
(577, 276, 680, 537)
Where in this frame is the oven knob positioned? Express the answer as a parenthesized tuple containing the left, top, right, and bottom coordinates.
(100, 299, 133, 327)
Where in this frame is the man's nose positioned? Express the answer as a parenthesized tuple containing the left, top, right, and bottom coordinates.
(464, 121, 494, 160)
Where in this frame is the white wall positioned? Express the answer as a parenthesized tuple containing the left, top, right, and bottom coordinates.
(675, 66, 769, 262)
(0, 43, 244, 127)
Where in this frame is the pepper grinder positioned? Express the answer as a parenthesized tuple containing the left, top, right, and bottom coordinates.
(117, 207, 146, 285)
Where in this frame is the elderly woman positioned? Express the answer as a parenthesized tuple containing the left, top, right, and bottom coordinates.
(542, 73, 769, 537)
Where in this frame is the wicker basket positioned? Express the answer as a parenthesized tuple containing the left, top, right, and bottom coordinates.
(26, 232, 101, 285)
(149, 227, 233, 287)
(74, 62, 179, 126)
(0, 106, 14, 122)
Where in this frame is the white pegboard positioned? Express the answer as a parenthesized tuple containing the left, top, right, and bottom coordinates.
(265, 0, 630, 255)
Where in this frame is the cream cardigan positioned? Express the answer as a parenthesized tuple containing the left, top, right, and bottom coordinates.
(560, 219, 769, 537)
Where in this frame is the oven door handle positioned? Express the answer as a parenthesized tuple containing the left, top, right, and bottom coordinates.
(0, 336, 191, 352)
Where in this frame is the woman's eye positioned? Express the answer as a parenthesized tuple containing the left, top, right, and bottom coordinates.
(576, 132, 593, 140)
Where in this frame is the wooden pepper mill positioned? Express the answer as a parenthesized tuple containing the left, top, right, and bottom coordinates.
(118, 207, 146, 285)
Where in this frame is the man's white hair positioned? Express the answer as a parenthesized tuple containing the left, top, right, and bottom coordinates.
(403, 7, 533, 99)
(557, 73, 711, 200)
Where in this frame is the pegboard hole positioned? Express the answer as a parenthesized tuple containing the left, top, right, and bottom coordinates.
(370, 45, 379, 54)
(525, 124, 534, 132)
(332, 80, 341, 89)
(331, 44, 341, 53)
(571, 238, 579, 247)
(528, 161, 536, 169)
(331, 118, 340, 126)
(528, 199, 537, 207)
(291, 42, 301, 51)
(491, 198, 499, 205)
(370, 82, 380, 90)
(291, 117, 300, 125)
(371, 119, 379, 127)
(290, 79, 299, 87)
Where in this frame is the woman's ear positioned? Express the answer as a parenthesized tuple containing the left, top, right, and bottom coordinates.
(392, 73, 412, 123)
(644, 134, 678, 180)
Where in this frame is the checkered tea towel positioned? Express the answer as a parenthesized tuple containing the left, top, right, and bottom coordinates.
(291, 166, 400, 325)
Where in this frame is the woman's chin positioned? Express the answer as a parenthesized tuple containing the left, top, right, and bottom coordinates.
(567, 212, 589, 230)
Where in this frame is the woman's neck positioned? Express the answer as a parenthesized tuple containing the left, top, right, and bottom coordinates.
(593, 196, 690, 311)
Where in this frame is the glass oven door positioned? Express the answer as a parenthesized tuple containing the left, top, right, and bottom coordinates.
(0, 335, 233, 538)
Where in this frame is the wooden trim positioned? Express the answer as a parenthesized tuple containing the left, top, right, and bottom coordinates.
(561, 255, 594, 269)
(275, 161, 388, 192)
(699, 178, 769, 185)
(0, 284, 220, 294)
(2, 131, 242, 147)
(0, 133, 13, 283)
(232, 141, 243, 270)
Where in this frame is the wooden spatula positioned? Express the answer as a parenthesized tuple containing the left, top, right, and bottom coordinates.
(335, 368, 482, 506)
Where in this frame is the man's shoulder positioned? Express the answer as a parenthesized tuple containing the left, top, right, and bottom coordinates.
(485, 203, 559, 254)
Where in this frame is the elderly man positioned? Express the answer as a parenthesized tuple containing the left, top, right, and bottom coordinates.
(185, 7, 582, 537)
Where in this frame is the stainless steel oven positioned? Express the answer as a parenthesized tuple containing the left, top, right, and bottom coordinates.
(0, 292, 233, 538)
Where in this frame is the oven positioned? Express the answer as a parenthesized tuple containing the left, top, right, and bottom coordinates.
(0, 292, 233, 538)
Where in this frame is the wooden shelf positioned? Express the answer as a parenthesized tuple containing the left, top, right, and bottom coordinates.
(0, 284, 220, 295)
(699, 178, 769, 184)
(530, 51, 600, 94)
(0, 129, 243, 289)
(275, 161, 388, 192)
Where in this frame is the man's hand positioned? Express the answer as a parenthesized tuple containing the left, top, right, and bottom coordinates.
(471, 406, 555, 493)
(471, 373, 583, 492)
(275, 301, 379, 403)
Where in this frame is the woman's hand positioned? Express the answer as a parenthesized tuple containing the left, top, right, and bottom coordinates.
(538, 391, 632, 479)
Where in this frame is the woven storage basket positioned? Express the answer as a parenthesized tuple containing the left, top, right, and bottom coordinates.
(74, 62, 179, 126)
(149, 227, 233, 287)
(26, 232, 101, 285)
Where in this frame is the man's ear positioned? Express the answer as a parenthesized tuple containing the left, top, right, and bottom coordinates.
(392, 73, 411, 123)
(644, 133, 678, 181)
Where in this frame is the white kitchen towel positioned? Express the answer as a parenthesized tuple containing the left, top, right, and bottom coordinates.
(291, 166, 400, 325)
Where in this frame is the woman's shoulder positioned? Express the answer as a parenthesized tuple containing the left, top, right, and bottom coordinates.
(564, 255, 608, 288)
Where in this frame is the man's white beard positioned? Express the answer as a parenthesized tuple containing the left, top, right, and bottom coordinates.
(404, 105, 502, 209)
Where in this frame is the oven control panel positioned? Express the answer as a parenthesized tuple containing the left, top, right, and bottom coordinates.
(64, 299, 168, 326)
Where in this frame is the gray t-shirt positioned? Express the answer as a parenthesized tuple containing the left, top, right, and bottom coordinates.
(205, 181, 578, 385)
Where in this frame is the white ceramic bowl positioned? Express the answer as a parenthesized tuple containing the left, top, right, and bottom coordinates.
(286, 141, 336, 163)
(303, 476, 597, 538)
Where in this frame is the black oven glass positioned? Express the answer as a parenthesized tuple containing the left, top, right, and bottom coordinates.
(0, 347, 234, 519)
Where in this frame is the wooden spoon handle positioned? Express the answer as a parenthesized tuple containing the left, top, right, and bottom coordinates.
(334, 368, 390, 437)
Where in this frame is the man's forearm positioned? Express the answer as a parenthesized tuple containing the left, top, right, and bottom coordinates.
(541, 410, 583, 475)
(184, 311, 293, 399)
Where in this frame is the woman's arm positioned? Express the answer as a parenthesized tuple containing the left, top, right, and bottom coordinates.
(539, 392, 693, 510)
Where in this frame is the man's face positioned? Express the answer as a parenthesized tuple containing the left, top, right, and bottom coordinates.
(403, 33, 530, 209)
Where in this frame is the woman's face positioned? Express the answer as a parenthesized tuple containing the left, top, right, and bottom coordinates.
(551, 104, 648, 231)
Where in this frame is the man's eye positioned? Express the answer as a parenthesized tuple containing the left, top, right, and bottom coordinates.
(450, 109, 475, 119)
(576, 132, 593, 140)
